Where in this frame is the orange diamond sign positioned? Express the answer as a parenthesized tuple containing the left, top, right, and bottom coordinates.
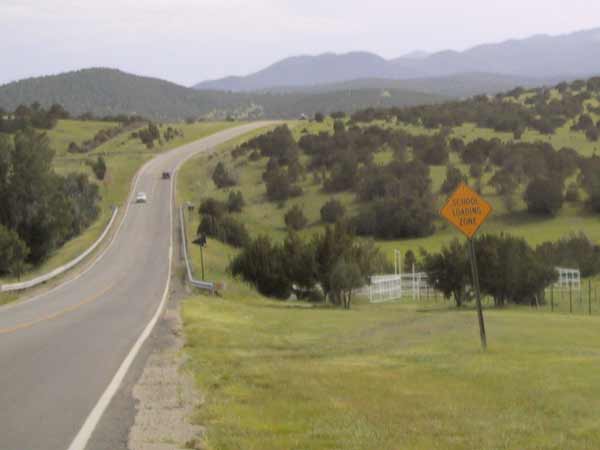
(440, 183, 492, 239)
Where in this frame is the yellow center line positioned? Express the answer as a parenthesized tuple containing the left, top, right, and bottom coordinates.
(0, 280, 119, 335)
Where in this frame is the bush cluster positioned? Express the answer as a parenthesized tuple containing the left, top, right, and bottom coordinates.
(231, 223, 388, 308)
(0, 130, 100, 273)
(421, 234, 557, 307)
(197, 197, 249, 248)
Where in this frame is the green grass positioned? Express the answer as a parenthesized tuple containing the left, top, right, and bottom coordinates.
(46, 119, 117, 156)
(183, 288, 600, 450)
(177, 117, 600, 450)
(0, 120, 238, 285)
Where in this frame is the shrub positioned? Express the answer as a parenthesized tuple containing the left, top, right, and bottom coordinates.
(565, 182, 580, 202)
(212, 161, 237, 188)
(88, 156, 107, 181)
(284, 205, 308, 230)
(320, 199, 346, 224)
(536, 233, 600, 277)
(353, 196, 435, 239)
(265, 167, 302, 202)
(0, 224, 29, 277)
(199, 198, 227, 219)
(230, 235, 291, 299)
(524, 178, 564, 215)
(198, 214, 250, 248)
(283, 231, 318, 292)
(421, 239, 470, 307)
(475, 234, 557, 306)
(68, 142, 82, 153)
(440, 164, 466, 195)
(227, 191, 245, 213)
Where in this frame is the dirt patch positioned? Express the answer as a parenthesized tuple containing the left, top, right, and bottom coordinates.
(128, 305, 204, 450)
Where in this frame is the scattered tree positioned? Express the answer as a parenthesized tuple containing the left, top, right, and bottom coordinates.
(284, 205, 308, 230)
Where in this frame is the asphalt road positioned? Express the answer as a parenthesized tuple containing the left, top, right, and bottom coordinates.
(0, 122, 272, 450)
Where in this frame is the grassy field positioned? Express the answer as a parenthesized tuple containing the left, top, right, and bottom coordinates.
(182, 293, 600, 450)
(0, 119, 237, 285)
(175, 118, 600, 450)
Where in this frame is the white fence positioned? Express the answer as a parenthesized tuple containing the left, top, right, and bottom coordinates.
(554, 267, 581, 291)
(358, 271, 438, 303)
(0, 207, 119, 293)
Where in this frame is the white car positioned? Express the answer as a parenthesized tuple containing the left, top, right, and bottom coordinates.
(135, 192, 148, 203)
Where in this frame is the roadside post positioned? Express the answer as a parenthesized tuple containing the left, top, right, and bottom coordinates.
(198, 233, 207, 280)
(440, 182, 492, 351)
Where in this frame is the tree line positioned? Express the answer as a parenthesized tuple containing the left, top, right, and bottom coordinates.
(419, 232, 600, 308)
(351, 76, 600, 139)
(0, 102, 69, 133)
(0, 130, 100, 276)
(230, 223, 388, 308)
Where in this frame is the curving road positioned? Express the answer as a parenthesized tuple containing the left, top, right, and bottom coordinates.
(0, 122, 272, 450)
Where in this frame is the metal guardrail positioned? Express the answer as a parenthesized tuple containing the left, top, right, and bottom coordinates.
(0, 207, 120, 293)
(179, 207, 215, 293)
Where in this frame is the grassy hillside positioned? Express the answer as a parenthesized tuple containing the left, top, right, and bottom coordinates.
(0, 68, 447, 121)
(182, 73, 600, 265)
(177, 117, 600, 263)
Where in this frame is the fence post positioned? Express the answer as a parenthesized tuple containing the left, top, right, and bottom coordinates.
(589, 280, 592, 316)
(551, 285, 554, 313)
(569, 283, 573, 314)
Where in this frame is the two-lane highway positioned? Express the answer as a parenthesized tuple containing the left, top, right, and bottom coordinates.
(0, 122, 272, 450)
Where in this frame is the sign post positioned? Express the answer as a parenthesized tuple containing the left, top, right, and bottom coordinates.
(440, 183, 492, 351)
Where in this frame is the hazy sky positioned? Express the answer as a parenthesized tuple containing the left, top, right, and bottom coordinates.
(1, 0, 599, 86)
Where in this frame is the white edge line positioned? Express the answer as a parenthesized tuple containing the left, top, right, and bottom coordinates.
(0, 152, 154, 312)
(1, 207, 119, 292)
(66, 123, 271, 450)
(68, 122, 262, 450)
(67, 160, 175, 450)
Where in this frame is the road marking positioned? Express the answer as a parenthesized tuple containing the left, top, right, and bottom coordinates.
(67, 123, 274, 450)
(0, 154, 156, 313)
(0, 281, 119, 335)
(67, 161, 175, 450)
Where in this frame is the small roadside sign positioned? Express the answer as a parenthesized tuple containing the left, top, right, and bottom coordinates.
(440, 182, 492, 351)
(440, 183, 492, 239)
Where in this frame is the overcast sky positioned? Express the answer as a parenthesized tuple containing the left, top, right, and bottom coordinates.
(1, 0, 599, 86)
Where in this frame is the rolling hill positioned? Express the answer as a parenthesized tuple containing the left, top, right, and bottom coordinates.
(245, 73, 552, 99)
(0, 68, 447, 120)
(194, 27, 600, 93)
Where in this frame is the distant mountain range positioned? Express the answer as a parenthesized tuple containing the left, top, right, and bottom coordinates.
(2, 27, 600, 121)
(0, 68, 446, 121)
(194, 28, 600, 92)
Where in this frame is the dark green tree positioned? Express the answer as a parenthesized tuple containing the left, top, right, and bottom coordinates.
(320, 199, 346, 224)
(421, 239, 470, 307)
(284, 205, 308, 231)
(440, 164, 466, 195)
(524, 178, 564, 215)
(227, 190, 245, 213)
(212, 161, 237, 188)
